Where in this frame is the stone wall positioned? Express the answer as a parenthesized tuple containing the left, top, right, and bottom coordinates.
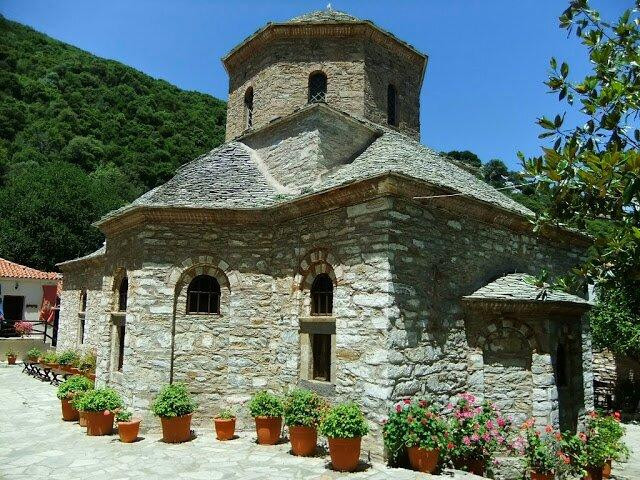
(57, 195, 593, 458)
(593, 348, 640, 412)
(225, 35, 421, 140)
(385, 196, 591, 430)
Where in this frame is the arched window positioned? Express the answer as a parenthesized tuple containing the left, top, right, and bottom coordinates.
(311, 273, 333, 316)
(118, 276, 128, 312)
(244, 87, 254, 129)
(187, 275, 221, 314)
(387, 84, 397, 126)
(308, 71, 327, 103)
(80, 290, 87, 313)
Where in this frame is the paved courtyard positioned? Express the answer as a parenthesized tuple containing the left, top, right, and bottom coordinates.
(0, 365, 478, 479)
(2, 364, 639, 480)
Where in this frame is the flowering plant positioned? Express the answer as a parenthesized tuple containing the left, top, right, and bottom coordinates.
(382, 398, 447, 462)
(444, 393, 512, 466)
(517, 419, 563, 475)
(585, 411, 628, 464)
(14, 321, 33, 337)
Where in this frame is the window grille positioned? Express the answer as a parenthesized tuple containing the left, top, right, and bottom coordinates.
(308, 72, 327, 103)
(187, 275, 221, 314)
(311, 273, 333, 315)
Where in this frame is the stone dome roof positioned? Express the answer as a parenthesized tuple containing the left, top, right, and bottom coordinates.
(288, 8, 362, 24)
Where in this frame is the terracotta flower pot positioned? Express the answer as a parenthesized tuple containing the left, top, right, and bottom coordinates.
(254, 416, 282, 445)
(84, 410, 115, 436)
(407, 446, 440, 474)
(78, 411, 87, 427)
(28, 356, 38, 362)
(86, 372, 96, 381)
(328, 437, 362, 472)
(582, 465, 604, 480)
(214, 417, 236, 441)
(531, 471, 555, 480)
(117, 418, 141, 443)
(602, 459, 612, 479)
(160, 414, 192, 443)
(61, 398, 79, 421)
(289, 425, 317, 456)
(453, 456, 484, 477)
(7, 355, 16, 365)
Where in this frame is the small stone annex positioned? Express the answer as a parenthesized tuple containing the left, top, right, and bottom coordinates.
(56, 7, 594, 458)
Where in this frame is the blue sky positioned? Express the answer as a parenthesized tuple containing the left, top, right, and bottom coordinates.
(1, 0, 629, 169)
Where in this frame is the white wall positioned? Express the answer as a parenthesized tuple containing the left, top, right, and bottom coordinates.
(0, 278, 57, 322)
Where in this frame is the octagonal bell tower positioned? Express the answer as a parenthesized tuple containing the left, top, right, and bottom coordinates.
(222, 8, 428, 141)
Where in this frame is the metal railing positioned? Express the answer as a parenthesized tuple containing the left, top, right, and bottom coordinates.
(0, 308, 58, 345)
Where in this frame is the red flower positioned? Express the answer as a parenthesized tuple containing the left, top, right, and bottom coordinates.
(403, 398, 411, 404)
(545, 424, 553, 433)
(614, 411, 621, 421)
(589, 411, 597, 418)
(396, 404, 402, 413)
(418, 399, 427, 408)
(447, 442, 454, 450)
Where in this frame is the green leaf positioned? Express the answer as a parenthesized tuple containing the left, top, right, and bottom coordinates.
(561, 62, 569, 78)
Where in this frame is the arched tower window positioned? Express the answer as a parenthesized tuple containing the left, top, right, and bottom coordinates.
(308, 71, 327, 103)
(117, 276, 128, 312)
(387, 84, 398, 126)
(244, 87, 254, 129)
(187, 275, 221, 314)
(311, 273, 333, 316)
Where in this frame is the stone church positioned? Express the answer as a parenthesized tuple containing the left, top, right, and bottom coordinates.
(57, 8, 594, 456)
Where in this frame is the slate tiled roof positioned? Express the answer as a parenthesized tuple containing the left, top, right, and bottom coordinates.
(0, 257, 59, 281)
(315, 127, 533, 217)
(289, 9, 362, 23)
(96, 110, 534, 227)
(464, 273, 591, 305)
(56, 245, 106, 267)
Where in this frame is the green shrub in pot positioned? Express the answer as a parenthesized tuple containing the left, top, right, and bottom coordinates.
(248, 390, 284, 418)
(151, 383, 197, 418)
(74, 388, 123, 412)
(56, 375, 94, 400)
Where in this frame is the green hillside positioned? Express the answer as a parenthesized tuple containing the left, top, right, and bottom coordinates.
(0, 16, 226, 270)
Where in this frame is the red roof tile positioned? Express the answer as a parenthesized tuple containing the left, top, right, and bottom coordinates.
(0, 257, 60, 281)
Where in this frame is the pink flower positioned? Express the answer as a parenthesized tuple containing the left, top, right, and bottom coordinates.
(486, 420, 494, 430)
(403, 398, 411, 404)
(545, 424, 553, 433)
(446, 403, 454, 410)
(614, 411, 621, 421)
(462, 436, 471, 446)
(395, 404, 402, 413)
(497, 435, 505, 444)
(497, 417, 506, 428)
(471, 433, 479, 442)
(482, 433, 490, 442)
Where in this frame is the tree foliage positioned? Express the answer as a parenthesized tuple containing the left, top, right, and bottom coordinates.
(0, 16, 226, 269)
(522, 0, 640, 286)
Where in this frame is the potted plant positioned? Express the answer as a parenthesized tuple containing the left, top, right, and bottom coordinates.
(42, 350, 58, 369)
(383, 398, 447, 473)
(27, 347, 41, 362)
(579, 411, 629, 480)
(319, 402, 369, 472)
(5, 348, 17, 365)
(115, 409, 141, 443)
(519, 419, 561, 480)
(57, 350, 80, 373)
(78, 350, 97, 380)
(284, 388, 327, 456)
(151, 383, 197, 443)
(56, 375, 94, 421)
(14, 321, 33, 337)
(71, 390, 90, 427)
(248, 390, 284, 445)
(74, 388, 123, 435)
(213, 410, 236, 441)
(444, 392, 513, 476)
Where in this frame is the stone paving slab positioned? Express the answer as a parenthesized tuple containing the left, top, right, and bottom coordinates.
(0, 365, 481, 480)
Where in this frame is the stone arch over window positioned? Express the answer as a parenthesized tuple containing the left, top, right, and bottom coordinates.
(308, 71, 327, 103)
(311, 273, 333, 316)
(244, 87, 254, 129)
(387, 84, 398, 126)
(294, 247, 339, 293)
(168, 257, 233, 317)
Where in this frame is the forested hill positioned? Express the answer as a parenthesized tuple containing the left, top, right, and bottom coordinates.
(0, 16, 226, 270)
